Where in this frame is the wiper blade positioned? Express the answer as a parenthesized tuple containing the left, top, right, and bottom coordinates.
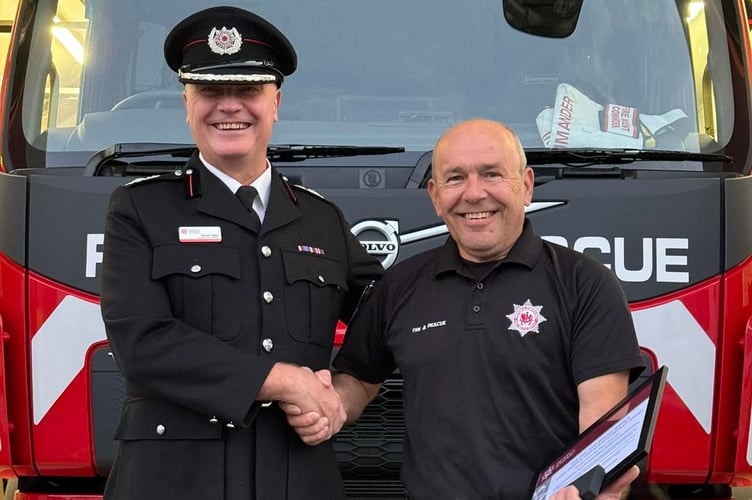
(526, 148, 732, 166)
(268, 144, 405, 161)
(86, 142, 408, 176)
(85, 143, 197, 176)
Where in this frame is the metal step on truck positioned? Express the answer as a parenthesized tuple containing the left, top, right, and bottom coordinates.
(3, 0, 752, 498)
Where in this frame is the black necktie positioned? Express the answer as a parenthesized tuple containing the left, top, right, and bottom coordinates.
(236, 185, 261, 230)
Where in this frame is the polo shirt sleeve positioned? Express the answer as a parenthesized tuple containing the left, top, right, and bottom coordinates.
(570, 256, 645, 385)
(332, 279, 397, 385)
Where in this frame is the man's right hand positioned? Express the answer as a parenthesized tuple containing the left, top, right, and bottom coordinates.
(281, 404, 334, 445)
(279, 369, 346, 445)
(258, 363, 346, 445)
(282, 372, 382, 446)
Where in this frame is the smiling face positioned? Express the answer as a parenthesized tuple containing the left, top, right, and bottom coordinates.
(428, 120, 534, 263)
(184, 83, 281, 181)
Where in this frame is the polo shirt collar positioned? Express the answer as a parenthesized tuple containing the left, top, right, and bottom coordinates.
(434, 218, 542, 277)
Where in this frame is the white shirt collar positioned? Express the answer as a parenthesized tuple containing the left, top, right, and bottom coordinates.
(200, 153, 272, 222)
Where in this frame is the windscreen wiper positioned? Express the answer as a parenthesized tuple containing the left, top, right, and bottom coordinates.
(86, 143, 407, 176)
(526, 148, 733, 167)
(84, 143, 197, 176)
(267, 144, 405, 161)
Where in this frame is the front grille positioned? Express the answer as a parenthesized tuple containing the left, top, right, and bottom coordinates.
(335, 376, 406, 497)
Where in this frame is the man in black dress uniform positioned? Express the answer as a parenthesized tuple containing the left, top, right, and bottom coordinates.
(100, 7, 383, 500)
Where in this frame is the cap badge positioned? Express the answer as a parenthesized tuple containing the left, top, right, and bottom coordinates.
(506, 299, 547, 337)
(207, 26, 242, 55)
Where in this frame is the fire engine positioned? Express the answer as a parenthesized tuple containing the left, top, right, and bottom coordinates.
(2, 0, 752, 498)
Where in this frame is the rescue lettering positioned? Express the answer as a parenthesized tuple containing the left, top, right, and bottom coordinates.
(411, 319, 447, 333)
(542, 235, 689, 283)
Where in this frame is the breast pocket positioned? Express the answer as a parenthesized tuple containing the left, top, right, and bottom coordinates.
(152, 244, 242, 340)
(281, 249, 348, 347)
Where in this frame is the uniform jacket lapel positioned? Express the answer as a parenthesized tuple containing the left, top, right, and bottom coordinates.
(261, 171, 301, 233)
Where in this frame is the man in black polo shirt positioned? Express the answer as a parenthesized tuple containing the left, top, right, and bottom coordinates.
(285, 119, 645, 499)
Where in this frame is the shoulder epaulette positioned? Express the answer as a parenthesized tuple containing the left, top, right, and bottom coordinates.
(277, 173, 327, 203)
(125, 167, 202, 198)
(278, 174, 326, 203)
(290, 182, 325, 200)
(124, 170, 184, 187)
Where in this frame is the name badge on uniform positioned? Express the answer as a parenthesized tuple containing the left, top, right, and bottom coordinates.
(179, 226, 222, 243)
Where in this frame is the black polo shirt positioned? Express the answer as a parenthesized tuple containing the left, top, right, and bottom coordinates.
(333, 220, 645, 500)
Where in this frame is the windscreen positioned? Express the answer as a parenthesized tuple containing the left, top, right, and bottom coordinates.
(14, 0, 742, 168)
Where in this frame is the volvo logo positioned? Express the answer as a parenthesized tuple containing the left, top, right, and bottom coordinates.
(347, 203, 563, 270)
(351, 219, 400, 268)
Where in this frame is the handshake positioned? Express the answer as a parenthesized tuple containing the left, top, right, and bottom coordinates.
(261, 364, 348, 446)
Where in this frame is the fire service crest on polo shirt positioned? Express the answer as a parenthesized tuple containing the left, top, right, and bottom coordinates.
(506, 299, 547, 337)
(208, 27, 242, 55)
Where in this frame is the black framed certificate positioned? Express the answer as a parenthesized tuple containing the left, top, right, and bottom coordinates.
(530, 366, 668, 500)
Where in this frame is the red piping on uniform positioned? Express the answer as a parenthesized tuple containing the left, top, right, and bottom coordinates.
(284, 181, 297, 203)
(242, 38, 273, 49)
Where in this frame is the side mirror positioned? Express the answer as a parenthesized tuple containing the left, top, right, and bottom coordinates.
(502, 0, 584, 38)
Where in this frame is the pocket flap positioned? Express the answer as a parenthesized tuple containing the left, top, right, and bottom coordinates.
(282, 249, 348, 289)
(152, 244, 240, 280)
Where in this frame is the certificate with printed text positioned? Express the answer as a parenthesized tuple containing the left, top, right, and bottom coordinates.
(531, 366, 668, 500)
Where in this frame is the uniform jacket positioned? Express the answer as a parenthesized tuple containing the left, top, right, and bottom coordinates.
(100, 154, 383, 500)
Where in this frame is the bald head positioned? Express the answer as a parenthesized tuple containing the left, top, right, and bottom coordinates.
(433, 119, 527, 178)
